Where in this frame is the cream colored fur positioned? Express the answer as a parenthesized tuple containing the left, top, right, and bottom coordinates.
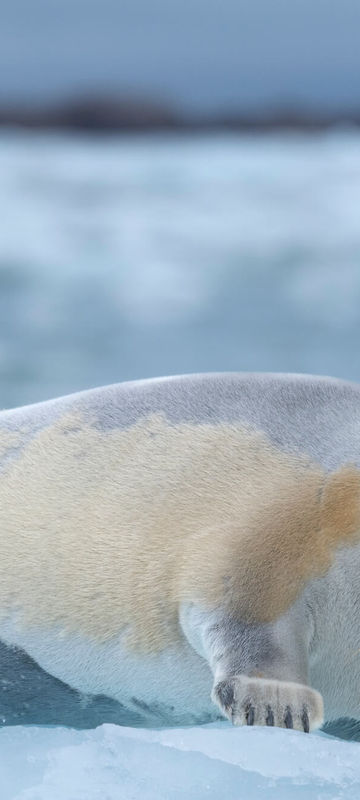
(0, 412, 360, 652)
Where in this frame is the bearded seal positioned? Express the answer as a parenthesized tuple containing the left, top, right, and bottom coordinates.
(1, 372, 360, 734)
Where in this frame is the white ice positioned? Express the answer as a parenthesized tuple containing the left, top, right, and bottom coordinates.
(1, 723, 360, 800)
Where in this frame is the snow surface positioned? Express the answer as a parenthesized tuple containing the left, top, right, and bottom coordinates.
(1, 723, 360, 800)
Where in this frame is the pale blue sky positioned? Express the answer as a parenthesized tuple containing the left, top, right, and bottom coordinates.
(1, 0, 360, 112)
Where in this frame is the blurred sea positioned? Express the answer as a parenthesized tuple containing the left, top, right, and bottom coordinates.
(1, 130, 360, 409)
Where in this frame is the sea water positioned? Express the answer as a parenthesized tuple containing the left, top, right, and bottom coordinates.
(1, 130, 360, 408)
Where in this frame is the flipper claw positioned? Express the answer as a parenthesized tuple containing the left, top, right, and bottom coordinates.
(246, 703, 255, 725)
(301, 707, 310, 733)
(284, 707, 293, 728)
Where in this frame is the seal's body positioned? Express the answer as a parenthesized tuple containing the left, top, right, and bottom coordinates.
(1, 372, 360, 732)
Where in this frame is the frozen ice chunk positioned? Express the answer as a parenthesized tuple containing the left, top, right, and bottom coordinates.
(1, 722, 360, 799)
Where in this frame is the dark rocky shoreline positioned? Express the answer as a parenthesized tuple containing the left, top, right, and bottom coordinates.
(1, 96, 359, 133)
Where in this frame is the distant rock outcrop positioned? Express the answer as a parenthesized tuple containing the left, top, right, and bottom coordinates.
(1, 96, 359, 133)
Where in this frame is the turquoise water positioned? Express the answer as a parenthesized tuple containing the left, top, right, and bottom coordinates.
(1, 130, 360, 409)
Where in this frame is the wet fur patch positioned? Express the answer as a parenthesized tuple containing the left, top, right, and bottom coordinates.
(0, 413, 359, 650)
